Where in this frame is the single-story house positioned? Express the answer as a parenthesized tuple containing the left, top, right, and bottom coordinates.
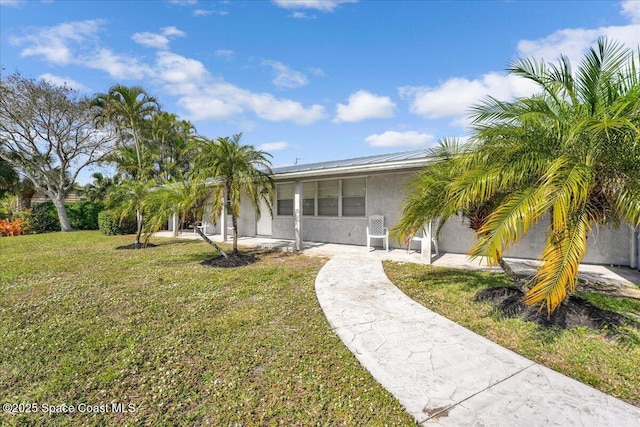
(181, 149, 640, 270)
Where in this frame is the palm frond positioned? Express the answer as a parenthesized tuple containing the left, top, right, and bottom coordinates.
(525, 209, 590, 314)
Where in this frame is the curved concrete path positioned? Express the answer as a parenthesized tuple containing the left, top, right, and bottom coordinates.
(315, 254, 640, 426)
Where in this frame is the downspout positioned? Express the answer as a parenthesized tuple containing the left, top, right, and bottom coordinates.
(632, 226, 638, 270)
(294, 180, 302, 251)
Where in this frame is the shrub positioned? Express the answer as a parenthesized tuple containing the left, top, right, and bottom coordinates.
(0, 218, 26, 236)
(98, 210, 137, 235)
(67, 201, 104, 230)
(27, 202, 60, 233)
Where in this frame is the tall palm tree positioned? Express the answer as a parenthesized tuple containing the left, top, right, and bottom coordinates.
(94, 85, 159, 247)
(193, 133, 274, 253)
(149, 112, 195, 181)
(93, 85, 159, 179)
(395, 38, 640, 314)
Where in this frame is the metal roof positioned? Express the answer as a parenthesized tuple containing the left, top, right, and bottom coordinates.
(271, 149, 431, 177)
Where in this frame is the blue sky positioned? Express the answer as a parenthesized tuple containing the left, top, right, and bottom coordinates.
(1, 0, 639, 183)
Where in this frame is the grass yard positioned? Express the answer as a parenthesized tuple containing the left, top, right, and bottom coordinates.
(384, 262, 640, 407)
(0, 231, 415, 426)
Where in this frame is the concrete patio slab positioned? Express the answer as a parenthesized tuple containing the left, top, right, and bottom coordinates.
(315, 254, 640, 426)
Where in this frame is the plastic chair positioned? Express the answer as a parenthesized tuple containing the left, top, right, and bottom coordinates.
(367, 215, 389, 251)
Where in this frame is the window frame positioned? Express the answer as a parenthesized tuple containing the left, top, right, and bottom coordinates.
(276, 182, 295, 217)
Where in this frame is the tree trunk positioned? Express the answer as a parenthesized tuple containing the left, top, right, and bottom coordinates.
(135, 210, 143, 249)
(498, 257, 529, 293)
(51, 196, 72, 232)
(232, 214, 238, 253)
(195, 227, 228, 258)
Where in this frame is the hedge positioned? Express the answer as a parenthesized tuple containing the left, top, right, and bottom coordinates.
(23, 201, 105, 234)
(98, 210, 137, 235)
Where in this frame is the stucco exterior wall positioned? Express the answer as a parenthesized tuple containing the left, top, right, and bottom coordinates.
(257, 170, 636, 267)
(437, 215, 633, 266)
(237, 192, 257, 237)
(271, 171, 416, 248)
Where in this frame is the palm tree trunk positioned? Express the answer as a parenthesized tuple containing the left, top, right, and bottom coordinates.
(232, 214, 238, 253)
(498, 257, 529, 293)
(195, 227, 228, 258)
(135, 210, 143, 248)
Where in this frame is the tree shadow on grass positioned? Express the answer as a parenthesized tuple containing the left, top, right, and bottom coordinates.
(115, 242, 159, 250)
(201, 249, 264, 268)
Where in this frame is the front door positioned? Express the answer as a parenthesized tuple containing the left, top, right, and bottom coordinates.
(256, 199, 272, 236)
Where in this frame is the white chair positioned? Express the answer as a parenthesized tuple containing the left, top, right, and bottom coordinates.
(367, 215, 389, 252)
(409, 224, 439, 258)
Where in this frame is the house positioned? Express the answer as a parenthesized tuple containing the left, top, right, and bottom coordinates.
(188, 149, 640, 269)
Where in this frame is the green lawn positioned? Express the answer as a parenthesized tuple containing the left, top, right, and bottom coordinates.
(384, 262, 640, 407)
(0, 232, 414, 426)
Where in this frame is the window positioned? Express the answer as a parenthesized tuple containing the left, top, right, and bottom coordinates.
(279, 178, 367, 218)
(303, 182, 316, 216)
(276, 183, 294, 216)
(317, 180, 339, 216)
(342, 178, 366, 217)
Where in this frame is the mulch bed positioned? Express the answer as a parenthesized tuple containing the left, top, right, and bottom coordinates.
(115, 243, 159, 250)
(476, 287, 638, 331)
(201, 251, 258, 268)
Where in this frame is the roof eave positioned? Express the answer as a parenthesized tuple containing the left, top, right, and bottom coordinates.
(272, 158, 431, 180)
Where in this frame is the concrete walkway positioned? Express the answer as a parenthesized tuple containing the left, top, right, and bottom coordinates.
(315, 255, 640, 426)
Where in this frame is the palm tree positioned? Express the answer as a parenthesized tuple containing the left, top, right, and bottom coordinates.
(395, 38, 640, 314)
(93, 85, 159, 180)
(143, 178, 228, 258)
(193, 133, 274, 253)
(105, 179, 152, 248)
(94, 85, 159, 247)
(148, 112, 195, 181)
(82, 172, 120, 203)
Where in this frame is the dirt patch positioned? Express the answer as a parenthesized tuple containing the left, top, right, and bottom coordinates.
(201, 251, 258, 268)
(476, 287, 638, 331)
(115, 243, 159, 250)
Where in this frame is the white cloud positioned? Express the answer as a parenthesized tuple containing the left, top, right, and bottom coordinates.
(132, 26, 185, 50)
(174, 80, 326, 124)
(263, 60, 308, 89)
(400, 3, 640, 130)
(400, 73, 538, 126)
(622, 0, 640, 23)
(161, 26, 186, 37)
(0, 0, 26, 6)
(193, 8, 212, 16)
(11, 20, 103, 65)
(132, 32, 170, 49)
(272, 0, 357, 12)
(38, 73, 88, 92)
(155, 51, 209, 86)
(215, 49, 234, 59)
(259, 141, 290, 151)
(10, 19, 324, 125)
(365, 131, 434, 148)
(167, 0, 197, 5)
(334, 90, 396, 122)
(87, 48, 153, 80)
(517, 24, 640, 66)
(291, 11, 316, 19)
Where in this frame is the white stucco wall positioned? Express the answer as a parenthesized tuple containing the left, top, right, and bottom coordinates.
(270, 171, 417, 248)
(240, 170, 636, 267)
(437, 215, 633, 266)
